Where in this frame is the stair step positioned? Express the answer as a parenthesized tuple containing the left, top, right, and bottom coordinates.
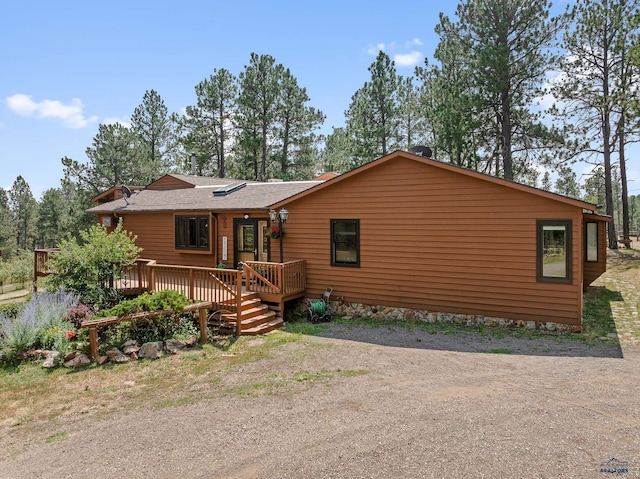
(210, 293, 284, 335)
(241, 317, 284, 335)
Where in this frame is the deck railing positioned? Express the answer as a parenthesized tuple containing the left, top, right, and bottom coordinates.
(33, 248, 59, 290)
(119, 261, 244, 334)
(34, 250, 305, 335)
(242, 260, 306, 299)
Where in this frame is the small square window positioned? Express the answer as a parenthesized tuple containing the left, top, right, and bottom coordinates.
(175, 214, 210, 251)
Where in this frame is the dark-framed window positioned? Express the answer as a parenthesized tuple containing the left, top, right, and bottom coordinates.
(331, 219, 359, 267)
(536, 219, 572, 283)
(586, 222, 598, 262)
(175, 214, 210, 251)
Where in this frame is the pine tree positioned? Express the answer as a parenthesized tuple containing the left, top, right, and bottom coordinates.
(183, 69, 238, 177)
(8, 176, 38, 252)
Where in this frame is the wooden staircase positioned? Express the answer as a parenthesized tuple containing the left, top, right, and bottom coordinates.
(211, 292, 284, 335)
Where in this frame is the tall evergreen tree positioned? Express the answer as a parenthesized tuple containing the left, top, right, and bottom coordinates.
(553, 0, 640, 248)
(236, 53, 282, 180)
(79, 123, 139, 192)
(454, 0, 562, 180)
(345, 51, 399, 166)
(275, 68, 325, 179)
(396, 76, 430, 151)
(36, 188, 68, 248)
(130, 89, 178, 182)
(8, 176, 37, 252)
(321, 127, 353, 173)
(0, 189, 14, 258)
(183, 69, 238, 177)
(416, 13, 484, 168)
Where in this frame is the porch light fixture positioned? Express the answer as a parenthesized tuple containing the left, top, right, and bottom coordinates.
(269, 208, 289, 262)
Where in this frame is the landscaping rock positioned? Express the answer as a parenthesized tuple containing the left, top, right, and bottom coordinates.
(184, 335, 198, 346)
(64, 353, 91, 368)
(42, 351, 60, 368)
(139, 341, 164, 359)
(106, 348, 130, 363)
(63, 351, 76, 362)
(25, 349, 45, 359)
(164, 339, 185, 354)
(122, 340, 140, 355)
(98, 355, 109, 365)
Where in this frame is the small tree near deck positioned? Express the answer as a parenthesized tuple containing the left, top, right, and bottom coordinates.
(45, 221, 142, 309)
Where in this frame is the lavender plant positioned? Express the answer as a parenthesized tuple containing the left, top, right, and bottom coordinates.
(0, 288, 80, 359)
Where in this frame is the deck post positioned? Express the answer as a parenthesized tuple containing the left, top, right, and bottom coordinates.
(235, 270, 242, 336)
(198, 307, 208, 343)
(33, 250, 39, 292)
(137, 261, 143, 291)
(88, 327, 99, 360)
(149, 266, 155, 292)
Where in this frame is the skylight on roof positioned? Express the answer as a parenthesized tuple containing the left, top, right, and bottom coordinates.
(212, 181, 247, 197)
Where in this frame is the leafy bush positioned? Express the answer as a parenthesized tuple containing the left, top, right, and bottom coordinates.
(6, 251, 33, 287)
(0, 261, 8, 292)
(0, 289, 80, 360)
(44, 221, 141, 308)
(95, 290, 189, 319)
(100, 313, 199, 352)
(63, 304, 95, 329)
(0, 302, 24, 320)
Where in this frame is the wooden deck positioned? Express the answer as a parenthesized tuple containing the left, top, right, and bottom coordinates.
(33, 250, 306, 336)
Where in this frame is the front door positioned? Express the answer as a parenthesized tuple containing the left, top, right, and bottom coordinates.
(233, 218, 269, 268)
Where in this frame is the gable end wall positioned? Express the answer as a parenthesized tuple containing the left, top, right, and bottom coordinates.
(283, 157, 584, 326)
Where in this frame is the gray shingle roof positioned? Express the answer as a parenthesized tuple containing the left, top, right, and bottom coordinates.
(86, 180, 323, 214)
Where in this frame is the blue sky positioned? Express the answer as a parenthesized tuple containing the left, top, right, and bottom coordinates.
(1, 0, 637, 200)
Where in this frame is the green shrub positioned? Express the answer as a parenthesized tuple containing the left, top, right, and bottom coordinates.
(0, 302, 24, 320)
(6, 251, 33, 288)
(63, 304, 95, 329)
(100, 313, 199, 352)
(95, 290, 189, 319)
(45, 221, 141, 308)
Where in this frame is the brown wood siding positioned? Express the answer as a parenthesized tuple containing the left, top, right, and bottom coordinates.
(583, 215, 608, 286)
(282, 157, 585, 326)
(120, 212, 218, 267)
(117, 211, 265, 270)
(148, 176, 194, 190)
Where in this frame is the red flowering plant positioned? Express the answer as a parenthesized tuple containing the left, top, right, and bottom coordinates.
(266, 225, 282, 239)
(64, 330, 77, 340)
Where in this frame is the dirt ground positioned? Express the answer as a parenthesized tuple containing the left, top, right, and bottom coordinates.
(1, 324, 639, 479)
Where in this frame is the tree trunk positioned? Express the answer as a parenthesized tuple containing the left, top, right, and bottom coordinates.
(501, 87, 513, 181)
(619, 118, 629, 241)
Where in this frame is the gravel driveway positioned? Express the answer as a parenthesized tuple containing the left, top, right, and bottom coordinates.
(1, 324, 639, 479)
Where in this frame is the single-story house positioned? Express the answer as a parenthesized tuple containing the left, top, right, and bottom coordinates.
(86, 151, 610, 330)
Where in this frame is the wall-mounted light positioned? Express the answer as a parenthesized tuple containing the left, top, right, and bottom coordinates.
(244, 214, 249, 220)
(268, 208, 289, 263)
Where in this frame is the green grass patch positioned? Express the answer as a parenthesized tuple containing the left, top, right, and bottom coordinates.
(45, 431, 68, 443)
(582, 286, 621, 342)
(488, 348, 513, 354)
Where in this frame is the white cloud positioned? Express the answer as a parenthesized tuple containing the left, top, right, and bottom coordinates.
(103, 117, 131, 127)
(367, 39, 424, 68)
(367, 43, 386, 55)
(394, 51, 423, 67)
(5, 93, 98, 129)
